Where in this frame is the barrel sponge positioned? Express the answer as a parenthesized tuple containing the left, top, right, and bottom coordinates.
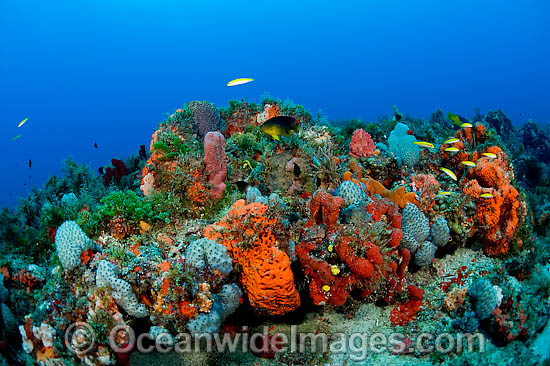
(185, 238, 233, 275)
(468, 278, 498, 320)
(431, 217, 450, 247)
(338, 180, 366, 207)
(217, 283, 242, 320)
(402, 203, 430, 244)
(96, 260, 148, 318)
(188, 101, 221, 140)
(413, 241, 436, 266)
(55, 220, 95, 271)
(388, 122, 420, 166)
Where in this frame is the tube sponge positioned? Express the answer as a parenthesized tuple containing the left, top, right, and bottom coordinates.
(96, 260, 148, 318)
(55, 221, 96, 271)
(388, 122, 420, 167)
(185, 238, 233, 275)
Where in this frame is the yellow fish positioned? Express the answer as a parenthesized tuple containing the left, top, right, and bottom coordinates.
(448, 112, 462, 125)
(322, 285, 331, 292)
(460, 123, 473, 128)
(444, 147, 459, 152)
(227, 78, 254, 86)
(413, 141, 435, 148)
(437, 191, 452, 196)
(242, 160, 253, 169)
(11, 134, 21, 142)
(482, 152, 497, 159)
(460, 161, 476, 167)
(18, 118, 29, 128)
(440, 167, 457, 181)
(444, 138, 460, 144)
(328, 244, 334, 252)
(260, 116, 298, 140)
(331, 265, 340, 276)
(480, 193, 494, 198)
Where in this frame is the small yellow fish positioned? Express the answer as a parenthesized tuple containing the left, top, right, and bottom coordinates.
(440, 167, 457, 181)
(331, 265, 340, 276)
(460, 161, 476, 167)
(18, 118, 29, 128)
(444, 138, 460, 144)
(413, 141, 435, 148)
(437, 191, 452, 196)
(460, 123, 473, 128)
(482, 152, 497, 159)
(11, 134, 21, 142)
(328, 244, 334, 253)
(444, 147, 459, 152)
(242, 160, 253, 169)
(480, 193, 494, 198)
(227, 78, 254, 86)
(322, 285, 331, 292)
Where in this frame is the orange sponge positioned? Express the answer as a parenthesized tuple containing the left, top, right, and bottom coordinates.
(204, 200, 300, 315)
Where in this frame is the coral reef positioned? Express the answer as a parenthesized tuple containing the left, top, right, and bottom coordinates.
(1, 98, 548, 366)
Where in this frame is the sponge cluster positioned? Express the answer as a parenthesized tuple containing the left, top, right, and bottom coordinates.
(400, 204, 450, 266)
(388, 122, 420, 167)
(185, 238, 233, 275)
(55, 221, 96, 271)
(468, 278, 499, 320)
(96, 260, 148, 318)
(337, 180, 367, 207)
(431, 217, 450, 247)
(186, 283, 242, 334)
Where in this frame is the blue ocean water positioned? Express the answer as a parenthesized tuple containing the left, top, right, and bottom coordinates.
(1, 0, 549, 207)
